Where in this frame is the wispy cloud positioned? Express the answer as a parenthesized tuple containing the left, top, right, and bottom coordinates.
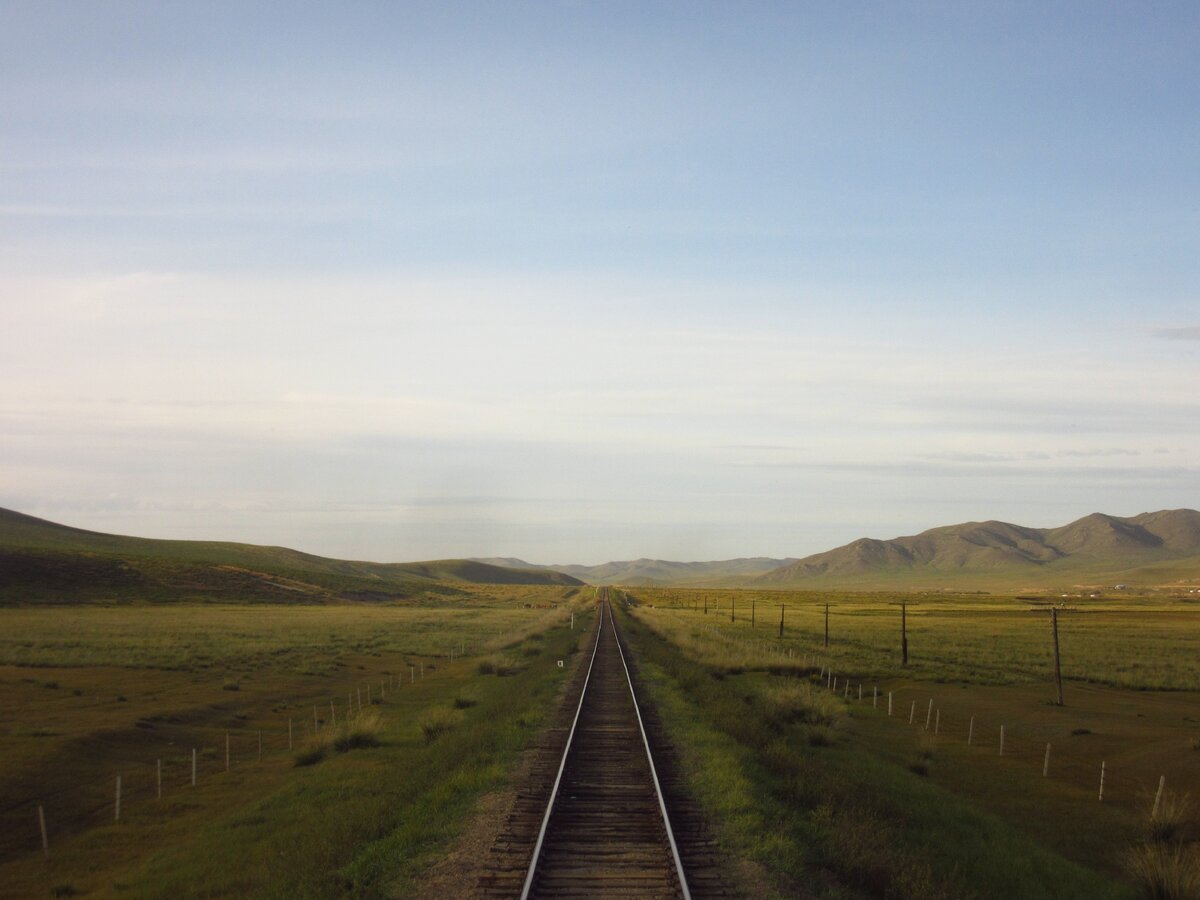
(1152, 325, 1200, 341)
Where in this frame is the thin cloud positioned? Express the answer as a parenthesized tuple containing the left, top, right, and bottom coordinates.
(1152, 325, 1200, 341)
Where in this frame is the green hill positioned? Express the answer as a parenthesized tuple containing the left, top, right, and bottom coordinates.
(0, 508, 582, 604)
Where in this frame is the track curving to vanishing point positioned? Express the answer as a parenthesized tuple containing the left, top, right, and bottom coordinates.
(479, 588, 727, 898)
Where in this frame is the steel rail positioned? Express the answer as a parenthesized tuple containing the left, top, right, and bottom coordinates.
(609, 597, 693, 900)
(518, 590, 692, 900)
(518, 595, 605, 900)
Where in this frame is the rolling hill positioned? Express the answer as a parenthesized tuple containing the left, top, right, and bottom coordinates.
(0, 507, 583, 604)
(755, 509, 1200, 590)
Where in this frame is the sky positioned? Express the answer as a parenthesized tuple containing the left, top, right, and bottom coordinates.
(2, 2, 1198, 564)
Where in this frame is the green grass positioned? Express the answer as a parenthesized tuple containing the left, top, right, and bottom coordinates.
(630, 588, 1200, 690)
(619, 602, 1137, 899)
(0, 589, 594, 896)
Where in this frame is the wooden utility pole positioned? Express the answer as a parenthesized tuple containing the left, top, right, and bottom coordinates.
(824, 603, 829, 648)
(1051, 607, 1064, 706)
(901, 602, 909, 667)
(778, 604, 784, 638)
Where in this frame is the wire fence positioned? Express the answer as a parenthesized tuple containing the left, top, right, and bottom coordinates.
(637, 603, 1199, 824)
(0, 632, 513, 867)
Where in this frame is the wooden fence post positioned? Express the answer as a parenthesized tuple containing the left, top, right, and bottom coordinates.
(968, 716, 974, 746)
(909, 701, 916, 724)
(1043, 743, 1051, 776)
(288, 719, 293, 751)
(873, 686, 878, 708)
(38, 805, 48, 858)
(192, 748, 197, 786)
(887, 691, 893, 715)
(1152, 775, 1165, 818)
(1099, 761, 1106, 802)
(925, 699, 933, 730)
(999, 725, 1005, 756)
(115, 775, 121, 822)
(935, 709, 940, 734)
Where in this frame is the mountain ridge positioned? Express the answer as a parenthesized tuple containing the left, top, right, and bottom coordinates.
(756, 509, 1200, 588)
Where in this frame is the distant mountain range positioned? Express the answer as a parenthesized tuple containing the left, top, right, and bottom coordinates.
(479, 510, 1200, 591)
(471, 556, 799, 587)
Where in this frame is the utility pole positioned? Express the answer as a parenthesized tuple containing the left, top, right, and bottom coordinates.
(751, 597, 756, 627)
(901, 601, 908, 667)
(704, 594, 708, 615)
(778, 604, 784, 639)
(731, 596, 735, 623)
(1051, 607, 1064, 706)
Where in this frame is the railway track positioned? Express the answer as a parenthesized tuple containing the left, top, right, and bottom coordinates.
(478, 588, 727, 898)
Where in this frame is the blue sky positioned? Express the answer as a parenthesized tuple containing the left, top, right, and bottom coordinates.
(2, 2, 1198, 563)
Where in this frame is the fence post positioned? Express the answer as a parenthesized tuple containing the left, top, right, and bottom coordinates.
(192, 748, 197, 786)
(288, 719, 293, 751)
(873, 686, 878, 708)
(1099, 761, 1106, 802)
(925, 699, 933, 730)
(999, 725, 1005, 756)
(38, 804, 49, 858)
(968, 716, 974, 746)
(1043, 743, 1051, 777)
(935, 709, 940, 734)
(909, 701, 916, 724)
(1152, 775, 1165, 818)
(157, 758, 162, 800)
(887, 691, 893, 715)
(115, 775, 121, 822)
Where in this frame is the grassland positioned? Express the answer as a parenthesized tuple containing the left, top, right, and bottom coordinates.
(621, 588, 1200, 898)
(0, 584, 594, 898)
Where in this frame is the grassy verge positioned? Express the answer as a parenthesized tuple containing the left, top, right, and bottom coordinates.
(619, 602, 1137, 899)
